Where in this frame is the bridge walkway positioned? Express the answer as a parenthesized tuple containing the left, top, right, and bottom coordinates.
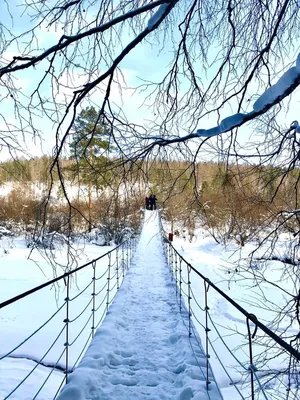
(57, 211, 221, 400)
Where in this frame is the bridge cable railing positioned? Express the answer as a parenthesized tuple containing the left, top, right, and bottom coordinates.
(162, 233, 300, 400)
(0, 237, 136, 399)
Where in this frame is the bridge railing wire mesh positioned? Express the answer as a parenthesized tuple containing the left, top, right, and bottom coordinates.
(162, 233, 300, 400)
(0, 237, 136, 399)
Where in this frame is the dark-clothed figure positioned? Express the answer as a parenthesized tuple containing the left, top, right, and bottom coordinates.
(149, 194, 157, 210)
(145, 196, 150, 210)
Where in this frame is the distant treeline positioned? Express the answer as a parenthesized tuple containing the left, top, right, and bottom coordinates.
(0, 156, 299, 244)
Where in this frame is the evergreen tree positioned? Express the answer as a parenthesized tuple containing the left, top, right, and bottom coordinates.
(69, 106, 111, 231)
(70, 107, 109, 163)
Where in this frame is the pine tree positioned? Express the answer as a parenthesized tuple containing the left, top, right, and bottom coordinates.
(69, 106, 111, 231)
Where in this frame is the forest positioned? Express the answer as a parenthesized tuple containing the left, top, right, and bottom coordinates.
(1, 151, 298, 249)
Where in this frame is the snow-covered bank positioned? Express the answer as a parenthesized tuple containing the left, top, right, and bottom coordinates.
(0, 239, 122, 399)
(170, 230, 299, 399)
(57, 211, 222, 400)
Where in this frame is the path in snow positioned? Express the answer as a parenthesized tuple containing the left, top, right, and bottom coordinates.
(57, 211, 222, 400)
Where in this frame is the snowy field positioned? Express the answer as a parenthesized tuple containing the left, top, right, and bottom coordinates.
(0, 214, 298, 399)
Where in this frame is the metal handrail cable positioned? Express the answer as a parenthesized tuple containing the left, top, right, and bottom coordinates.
(207, 310, 269, 399)
(69, 312, 93, 347)
(190, 307, 205, 330)
(108, 280, 118, 293)
(165, 237, 300, 362)
(207, 334, 246, 400)
(94, 265, 110, 281)
(163, 233, 272, 400)
(207, 311, 251, 371)
(94, 303, 109, 329)
(94, 280, 108, 296)
(190, 286, 205, 311)
(32, 347, 67, 400)
(69, 297, 93, 323)
(0, 301, 66, 360)
(4, 325, 66, 399)
(69, 279, 94, 301)
(0, 241, 126, 310)
(189, 324, 224, 400)
(1, 237, 136, 400)
(71, 332, 93, 369)
(94, 293, 107, 312)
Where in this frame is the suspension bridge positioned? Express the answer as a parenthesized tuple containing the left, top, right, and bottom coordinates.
(0, 211, 299, 400)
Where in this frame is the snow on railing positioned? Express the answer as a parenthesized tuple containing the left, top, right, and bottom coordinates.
(163, 236, 300, 400)
(0, 238, 136, 399)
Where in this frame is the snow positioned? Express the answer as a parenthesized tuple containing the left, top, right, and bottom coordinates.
(147, 3, 169, 30)
(196, 126, 221, 138)
(57, 211, 222, 400)
(195, 52, 300, 137)
(290, 120, 300, 133)
(253, 67, 300, 112)
(220, 113, 246, 132)
(291, 120, 298, 129)
(0, 239, 121, 399)
(168, 229, 299, 399)
(1, 213, 298, 399)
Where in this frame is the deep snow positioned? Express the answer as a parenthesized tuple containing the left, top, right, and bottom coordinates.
(57, 211, 222, 400)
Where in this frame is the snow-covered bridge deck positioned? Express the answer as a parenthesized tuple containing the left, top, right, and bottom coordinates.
(57, 211, 222, 400)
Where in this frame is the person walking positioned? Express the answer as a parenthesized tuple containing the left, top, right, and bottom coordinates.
(149, 194, 157, 210)
(145, 196, 150, 210)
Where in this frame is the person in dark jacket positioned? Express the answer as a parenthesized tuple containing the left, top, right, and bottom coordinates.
(149, 194, 157, 210)
(145, 196, 150, 210)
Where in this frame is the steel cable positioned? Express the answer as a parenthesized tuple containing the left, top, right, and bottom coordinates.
(0, 241, 127, 310)
(207, 311, 270, 398)
(165, 236, 256, 400)
(1, 237, 134, 399)
(94, 304, 108, 330)
(94, 294, 107, 312)
(95, 280, 108, 296)
(69, 279, 94, 301)
(190, 286, 205, 311)
(4, 325, 66, 399)
(53, 377, 66, 400)
(180, 286, 190, 299)
(32, 347, 66, 400)
(108, 280, 118, 293)
(109, 269, 118, 281)
(71, 331, 93, 369)
(252, 368, 270, 400)
(69, 297, 93, 323)
(69, 312, 93, 347)
(206, 333, 247, 399)
(175, 297, 213, 400)
(0, 302, 66, 360)
(190, 307, 206, 330)
(207, 311, 248, 371)
(165, 238, 300, 362)
(94, 265, 110, 281)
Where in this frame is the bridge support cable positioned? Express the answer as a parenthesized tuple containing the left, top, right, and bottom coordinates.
(0, 237, 137, 399)
(204, 281, 211, 391)
(64, 274, 70, 384)
(162, 228, 300, 400)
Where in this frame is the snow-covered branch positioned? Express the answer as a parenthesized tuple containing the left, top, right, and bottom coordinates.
(0, 0, 170, 76)
(149, 53, 300, 145)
